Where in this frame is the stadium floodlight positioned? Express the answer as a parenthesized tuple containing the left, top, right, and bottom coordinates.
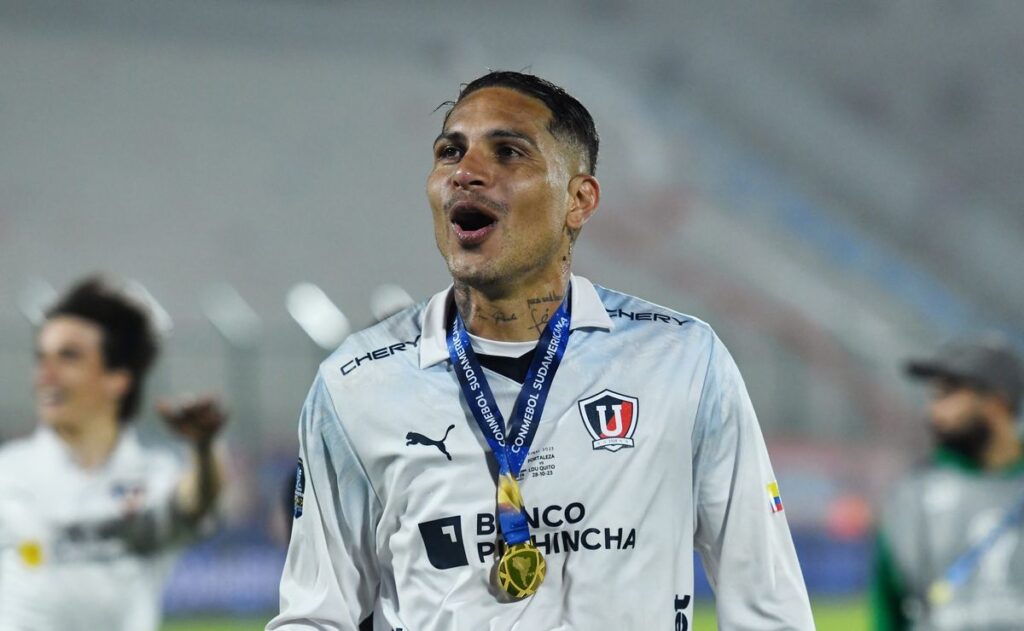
(123, 279, 174, 337)
(201, 283, 263, 349)
(17, 278, 58, 325)
(370, 284, 415, 322)
(286, 282, 351, 350)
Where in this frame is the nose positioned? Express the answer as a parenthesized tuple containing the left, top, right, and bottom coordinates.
(451, 146, 490, 190)
(927, 395, 955, 429)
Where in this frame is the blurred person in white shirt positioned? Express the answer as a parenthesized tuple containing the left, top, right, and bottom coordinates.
(0, 276, 228, 631)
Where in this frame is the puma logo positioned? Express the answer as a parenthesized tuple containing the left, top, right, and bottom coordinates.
(406, 424, 456, 461)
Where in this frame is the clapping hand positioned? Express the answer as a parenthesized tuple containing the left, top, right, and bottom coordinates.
(156, 395, 228, 447)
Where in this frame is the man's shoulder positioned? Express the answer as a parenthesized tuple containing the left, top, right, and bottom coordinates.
(882, 460, 962, 512)
(128, 434, 182, 472)
(320, 299, 428, 381)
(593, 283, 715, 343)
(899, 454, 979, 484)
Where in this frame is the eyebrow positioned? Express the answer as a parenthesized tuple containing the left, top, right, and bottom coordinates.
(433, 128, 540, 151)
(487, 129, 539, 150)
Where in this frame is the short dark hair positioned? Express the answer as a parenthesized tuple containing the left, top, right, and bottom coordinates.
(443, 71, 600, 175)
(46, 277, 159, 422)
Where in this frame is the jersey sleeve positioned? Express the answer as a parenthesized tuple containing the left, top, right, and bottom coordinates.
(141, 450, 213, 552)
(268, 371, 381, 631)
(691, 335, 815, 630)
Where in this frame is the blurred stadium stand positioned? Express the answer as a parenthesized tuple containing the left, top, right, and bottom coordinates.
(2, 0, 1022, 616)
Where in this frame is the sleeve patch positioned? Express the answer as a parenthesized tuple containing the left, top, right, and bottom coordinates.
(293, 459, 305, 519)
(767, 481, 784, 514)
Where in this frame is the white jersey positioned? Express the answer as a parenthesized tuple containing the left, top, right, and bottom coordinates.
(270, 276, 813, 630)
(0, 427, 186, 631)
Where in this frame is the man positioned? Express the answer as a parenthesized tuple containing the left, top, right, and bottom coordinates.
(0, 277, 228, 631)
(873, 334, 1024, 631)
(270, 71, 813, 630)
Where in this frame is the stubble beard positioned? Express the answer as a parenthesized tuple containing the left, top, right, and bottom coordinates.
(445, 232, 566, 295)
(932, 413, 992, 463)
(41, 412, 83, 438)
(445, 247, 505, 291)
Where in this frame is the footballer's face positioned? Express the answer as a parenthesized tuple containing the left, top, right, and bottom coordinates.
(34, 317, 127, 431)
(927, 379, 992, 459)
(427, 87, 596, 292)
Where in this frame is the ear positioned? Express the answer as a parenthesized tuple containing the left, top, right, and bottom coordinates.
(566, 174, 600, 232)
(103, 368, 132, 403)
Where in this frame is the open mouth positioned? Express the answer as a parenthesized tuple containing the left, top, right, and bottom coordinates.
(37, 389, 67, 407)
(449, 202, 498, 244)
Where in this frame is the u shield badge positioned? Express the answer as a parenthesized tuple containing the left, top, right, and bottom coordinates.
(577, 390, 639, 452)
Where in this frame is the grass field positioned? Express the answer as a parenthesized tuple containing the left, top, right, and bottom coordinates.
(695, 598, 868, 629)
(163, 598, 868, 630)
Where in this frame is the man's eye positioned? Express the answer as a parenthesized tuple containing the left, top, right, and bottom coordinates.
(496, 145, 522, 159)
(436, 145, 461, 161)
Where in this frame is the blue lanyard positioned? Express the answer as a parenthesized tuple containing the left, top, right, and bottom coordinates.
(446, 296, 571, 545)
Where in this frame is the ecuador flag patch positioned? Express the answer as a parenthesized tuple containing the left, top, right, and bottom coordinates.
(766, 481, 784, 514)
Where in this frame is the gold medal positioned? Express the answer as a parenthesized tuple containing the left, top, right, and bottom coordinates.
(496, 541, 546, 598)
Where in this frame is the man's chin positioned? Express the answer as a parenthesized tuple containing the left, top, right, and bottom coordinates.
(932, 422, 991, 463)
(446, 258, 502, 288)
(38, 412, 74, 432)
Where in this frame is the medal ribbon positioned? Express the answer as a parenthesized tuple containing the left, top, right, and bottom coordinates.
(928, 486, 1024, 606)
(447, 296, 571, 546)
